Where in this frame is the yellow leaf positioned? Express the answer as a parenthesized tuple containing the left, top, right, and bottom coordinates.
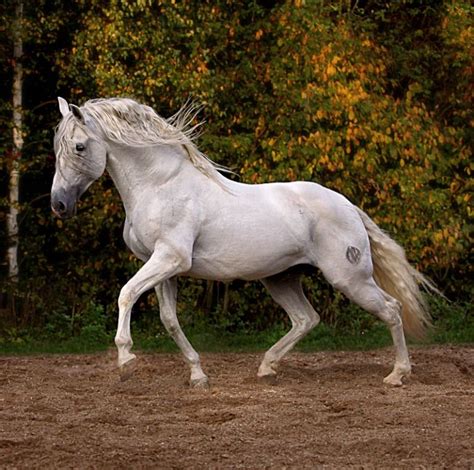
(326, 64, 336, 77)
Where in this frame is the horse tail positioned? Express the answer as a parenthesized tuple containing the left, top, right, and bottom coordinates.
(355, 207, 440, 339)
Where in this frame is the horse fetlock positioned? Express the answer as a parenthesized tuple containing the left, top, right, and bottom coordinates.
(115, 335, 133, 349)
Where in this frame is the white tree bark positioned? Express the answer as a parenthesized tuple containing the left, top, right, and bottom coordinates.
(7, 0, 23, 282)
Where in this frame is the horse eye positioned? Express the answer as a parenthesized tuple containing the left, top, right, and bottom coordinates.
(75, 143, 85, 152)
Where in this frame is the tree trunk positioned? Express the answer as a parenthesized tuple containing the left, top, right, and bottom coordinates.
(7, 0, 23, 285)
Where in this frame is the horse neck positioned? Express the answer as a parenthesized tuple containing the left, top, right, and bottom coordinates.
(106, 142, 191, 213)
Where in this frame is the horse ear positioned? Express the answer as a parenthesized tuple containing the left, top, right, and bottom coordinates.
(70, 104, 85, 125)
(58, 97, 70, 117)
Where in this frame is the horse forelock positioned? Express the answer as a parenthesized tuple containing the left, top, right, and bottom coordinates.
(54, 114, 96, 178)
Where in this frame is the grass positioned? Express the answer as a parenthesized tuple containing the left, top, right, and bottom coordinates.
(131, 322, 394, 353)
(0, 317, 471, 356)
(0, 297, 472, 356)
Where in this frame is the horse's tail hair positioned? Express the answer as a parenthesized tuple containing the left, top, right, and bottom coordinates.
(355, 207, 441, 339)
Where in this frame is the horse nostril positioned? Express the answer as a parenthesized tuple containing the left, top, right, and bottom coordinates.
(52, 199, 67, 216)
(51, 189, 77, 219)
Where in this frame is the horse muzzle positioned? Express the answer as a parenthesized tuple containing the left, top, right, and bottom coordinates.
(51, 187, 78, 219)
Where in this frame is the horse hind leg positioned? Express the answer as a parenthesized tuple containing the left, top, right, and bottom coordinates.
(378, 292, 412, 386)
(328, 271, 411, 386)
(258, 273, 320, 382)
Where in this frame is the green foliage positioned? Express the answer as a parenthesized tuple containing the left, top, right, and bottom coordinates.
(0, 0, 472, 345)
(1, 296, 471, 355)
(427, 296, 474, 344)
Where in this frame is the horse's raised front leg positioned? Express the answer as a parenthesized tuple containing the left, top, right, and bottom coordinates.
(259, 273, 320, 382)
(155, 279, 209, 388)
(115, 244, 191, 380)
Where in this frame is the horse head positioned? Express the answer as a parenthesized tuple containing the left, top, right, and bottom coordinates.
(51, 97, 107, 218)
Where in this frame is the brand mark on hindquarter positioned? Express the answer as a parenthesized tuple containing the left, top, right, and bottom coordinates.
(346, 246, 361, 264)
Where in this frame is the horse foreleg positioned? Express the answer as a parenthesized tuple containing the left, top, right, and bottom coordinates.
(115, 245, 191, 380)
(155, 279, 209, 388)
(259, 274, 320, 382)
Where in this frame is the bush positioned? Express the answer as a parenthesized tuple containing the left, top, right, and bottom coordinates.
(0, 0, 471, 342)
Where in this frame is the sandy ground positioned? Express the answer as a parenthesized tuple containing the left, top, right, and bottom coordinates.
(0, 345, 472, 469)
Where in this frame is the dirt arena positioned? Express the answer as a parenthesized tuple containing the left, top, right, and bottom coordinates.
(0, 345, 472, 469)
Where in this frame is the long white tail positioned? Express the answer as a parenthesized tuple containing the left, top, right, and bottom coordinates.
(356, 207, 440, 339)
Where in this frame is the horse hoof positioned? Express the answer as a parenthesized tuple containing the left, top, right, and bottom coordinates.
(383, 373, 404, 387)
(383, 367, 411, 387)
(257, 373, 278, 385)
(119, 356, 137, 382)
(190, 376, 210, 389)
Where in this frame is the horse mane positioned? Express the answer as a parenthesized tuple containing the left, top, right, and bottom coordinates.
(57, 98, 228, 184)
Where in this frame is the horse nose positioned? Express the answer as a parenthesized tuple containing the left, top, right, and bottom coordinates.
(51, 197, 67, 217)
(51, 190, 71, 218)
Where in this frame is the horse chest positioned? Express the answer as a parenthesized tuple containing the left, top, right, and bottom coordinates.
(123, 220, 153, 261)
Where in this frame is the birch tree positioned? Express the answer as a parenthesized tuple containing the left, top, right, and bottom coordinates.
(7, 0, 23, 284)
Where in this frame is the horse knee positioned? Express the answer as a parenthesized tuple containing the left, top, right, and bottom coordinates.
(118, 287, 135, 311)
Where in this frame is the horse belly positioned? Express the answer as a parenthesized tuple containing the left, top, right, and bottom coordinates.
(188, 217, 311, 281)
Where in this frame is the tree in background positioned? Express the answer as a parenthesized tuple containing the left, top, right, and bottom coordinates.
(0, 0, 472, 337)
(8, 0, 23, 290)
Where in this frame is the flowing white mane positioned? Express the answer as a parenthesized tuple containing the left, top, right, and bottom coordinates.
(55, 98, 227, 183)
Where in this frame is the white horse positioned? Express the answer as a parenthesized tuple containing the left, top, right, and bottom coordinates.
(51, 97, 436, 387)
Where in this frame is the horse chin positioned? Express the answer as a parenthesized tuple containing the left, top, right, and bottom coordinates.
(66, 204, 78, 219)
